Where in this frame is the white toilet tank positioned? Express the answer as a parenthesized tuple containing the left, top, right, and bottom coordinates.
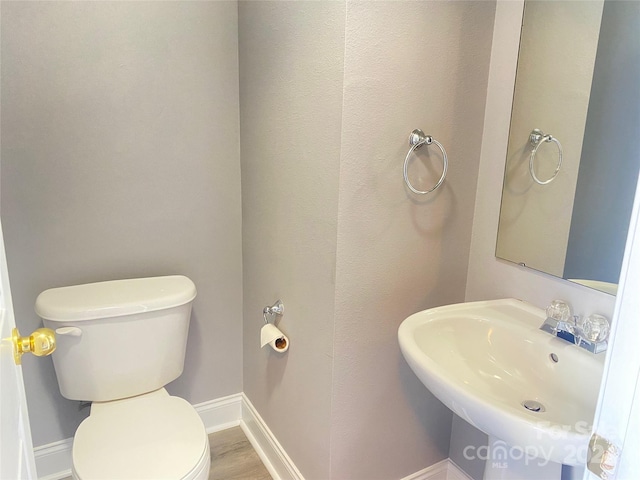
(35, 275, 197, 402)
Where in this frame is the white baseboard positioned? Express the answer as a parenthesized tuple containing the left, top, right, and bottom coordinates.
(193, 392, 242, 433)
(446, 460, 475, 480)
(239, 393, 304, 480)
(401, 459, 450, 480)
(400, 459, 473, 480)
(33, 438, 73, 480)
(34, 392, 470, 480)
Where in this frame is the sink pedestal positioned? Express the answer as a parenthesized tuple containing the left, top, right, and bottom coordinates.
(483, 436, 562, 480)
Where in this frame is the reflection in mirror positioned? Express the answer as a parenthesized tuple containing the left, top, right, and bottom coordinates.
(496, 0, 640, 295)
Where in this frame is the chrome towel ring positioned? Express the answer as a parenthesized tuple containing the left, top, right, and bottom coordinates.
(403, 129, 448, 195)
(529, 129, 563, 185)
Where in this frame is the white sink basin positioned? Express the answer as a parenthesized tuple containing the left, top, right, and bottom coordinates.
(398, 299, 604, 468)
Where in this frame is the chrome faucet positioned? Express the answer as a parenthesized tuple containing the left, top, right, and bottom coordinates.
(539, 315, 562, 336)
(540, 300, 609, 354)
(539, 299, 572, 336)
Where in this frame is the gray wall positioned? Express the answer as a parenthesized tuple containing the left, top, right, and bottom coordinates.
(330, 2, 495, 478)
(564, 0, 640, 284)
(1, 1, 243, 447)
(239, 2, 345, 479)
(240, 1, 495, 479)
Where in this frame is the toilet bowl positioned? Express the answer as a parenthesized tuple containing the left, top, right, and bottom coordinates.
(72, 389, 210, 480)
(35, 276, 209, 480)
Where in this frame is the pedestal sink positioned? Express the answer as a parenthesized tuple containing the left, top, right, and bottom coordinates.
(398, 299, 604, 480)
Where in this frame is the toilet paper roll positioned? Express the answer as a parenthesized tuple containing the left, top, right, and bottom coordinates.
(260, 323, 289, 353)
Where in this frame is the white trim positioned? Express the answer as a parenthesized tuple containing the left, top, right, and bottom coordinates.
(33, 439, 72, 480)
(400, 459, 473, 480)
(446, 460, 474, 480)
(239, 393, 304, 480)
(587, 162, 640, 477)
(401, 459, 449, 480)
(193, 392, 242, 433)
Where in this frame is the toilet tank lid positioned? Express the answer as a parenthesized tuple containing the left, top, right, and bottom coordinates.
(35, 275, 197, 322)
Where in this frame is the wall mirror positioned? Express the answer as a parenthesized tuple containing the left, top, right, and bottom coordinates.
(496, 0, 640, 295)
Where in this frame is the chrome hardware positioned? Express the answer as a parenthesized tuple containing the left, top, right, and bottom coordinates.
(558, 315, 609, 354)
(576, 334, 608, 354)
(539, 316, 561, 336)
(263, 300, 284, 324)
(11, 327, 56, 365)
(540, 299, 571, 335)
(403, 129, 448, 195)
(409, 129, 432, 147)
(521, 400, 545, 412)
(529, 128, 563, 185)
(529, 128, 545, 146)
(539, 300, 609, 354)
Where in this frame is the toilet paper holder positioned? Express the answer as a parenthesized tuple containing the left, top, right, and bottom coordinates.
(263, 300, 284, 324)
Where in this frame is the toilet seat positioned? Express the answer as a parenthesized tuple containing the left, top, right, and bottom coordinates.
(72, 389, 210, 480)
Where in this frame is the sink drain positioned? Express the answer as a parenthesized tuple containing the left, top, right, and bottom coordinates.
(522, 400, 545, 412)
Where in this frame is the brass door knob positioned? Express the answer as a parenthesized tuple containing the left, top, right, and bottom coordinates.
(12, 327, 56, 365)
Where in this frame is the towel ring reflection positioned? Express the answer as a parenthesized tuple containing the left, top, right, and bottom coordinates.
(403, 129, 448, 195)
(529, 129, 563, 185)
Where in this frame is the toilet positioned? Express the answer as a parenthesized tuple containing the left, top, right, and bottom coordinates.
(35, 275, 210, 480)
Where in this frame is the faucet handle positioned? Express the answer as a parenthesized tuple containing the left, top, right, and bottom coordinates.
(546, 300, 572, 322)
(578, 314, 610, 343)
